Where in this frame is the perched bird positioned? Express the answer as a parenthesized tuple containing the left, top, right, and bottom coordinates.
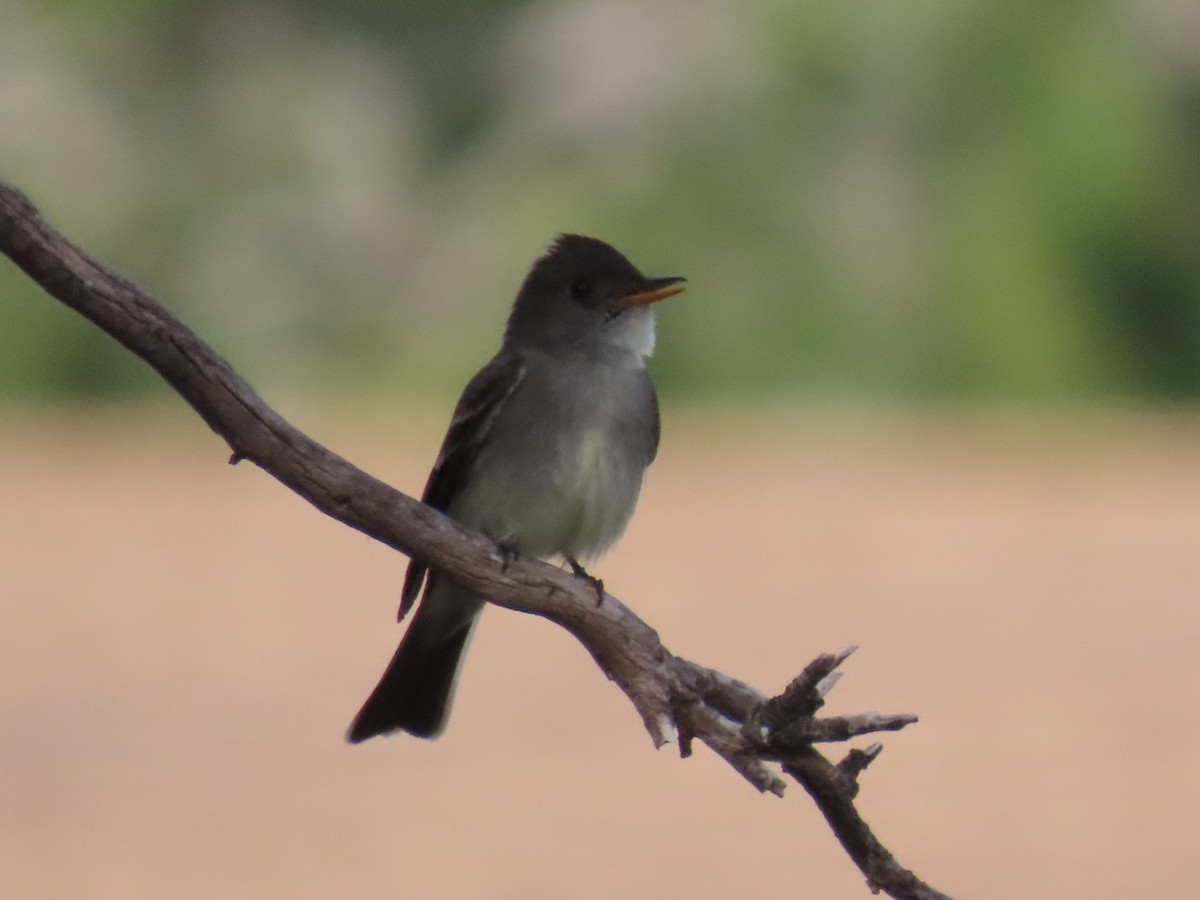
(347, 234, 685, 741)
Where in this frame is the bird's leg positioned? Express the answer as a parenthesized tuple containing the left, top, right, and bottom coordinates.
(566, 557, 605, 604)
(496, 542, 520, 574)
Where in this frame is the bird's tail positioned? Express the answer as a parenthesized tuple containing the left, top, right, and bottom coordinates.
(347, 583, 483, 742)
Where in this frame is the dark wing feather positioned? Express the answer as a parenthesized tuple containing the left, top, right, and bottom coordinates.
(646, 380, 660, 464)
(398, 352, 526, 620)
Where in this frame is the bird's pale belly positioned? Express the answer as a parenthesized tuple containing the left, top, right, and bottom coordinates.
(448, 423, 645, 563)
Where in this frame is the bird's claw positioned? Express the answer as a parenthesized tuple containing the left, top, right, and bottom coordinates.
(567, 557, 605, 605)
(496, 543, 520, 574)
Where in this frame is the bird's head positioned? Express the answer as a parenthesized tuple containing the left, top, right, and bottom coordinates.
(504, 234, 685, 358)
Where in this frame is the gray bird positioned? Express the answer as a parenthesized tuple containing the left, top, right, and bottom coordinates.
(347, 234, 685, 741)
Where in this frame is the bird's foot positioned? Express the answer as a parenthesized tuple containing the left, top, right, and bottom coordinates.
(496, 542, 520, 574)
(567, 557, 605, 605)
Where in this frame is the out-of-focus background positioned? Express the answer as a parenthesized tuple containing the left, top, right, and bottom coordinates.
(3, 1, 1200, 898)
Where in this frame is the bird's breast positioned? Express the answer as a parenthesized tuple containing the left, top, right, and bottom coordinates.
(549, 419, 647, 560)
(451, 354, 655, 562)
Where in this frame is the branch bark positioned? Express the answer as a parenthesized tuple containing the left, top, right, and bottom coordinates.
(0, 181, 952, 900)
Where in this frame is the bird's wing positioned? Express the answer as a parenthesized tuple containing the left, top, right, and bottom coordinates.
(646, 377, 661, 465)
(398, 352, 527, 620)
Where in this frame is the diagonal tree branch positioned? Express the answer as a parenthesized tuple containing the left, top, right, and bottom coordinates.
(0, 181, 952, 900)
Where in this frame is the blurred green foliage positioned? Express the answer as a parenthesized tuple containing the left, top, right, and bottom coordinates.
(1, 0, 1197, 404)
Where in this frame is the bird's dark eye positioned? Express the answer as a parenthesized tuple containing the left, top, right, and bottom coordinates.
(568, 278, 592, 300)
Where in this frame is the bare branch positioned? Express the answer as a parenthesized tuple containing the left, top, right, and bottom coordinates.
(0, 181, 951, 899)
(785, 746, 953, 899)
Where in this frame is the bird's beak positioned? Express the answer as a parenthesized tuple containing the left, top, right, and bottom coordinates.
(619, 276, 687, 308)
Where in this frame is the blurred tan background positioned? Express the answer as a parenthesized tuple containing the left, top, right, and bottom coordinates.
(4, 409, 1200, 899)
(4, 0, 1200, 898)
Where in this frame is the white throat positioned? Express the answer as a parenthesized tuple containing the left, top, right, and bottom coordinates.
(610, 308, 657, 360)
